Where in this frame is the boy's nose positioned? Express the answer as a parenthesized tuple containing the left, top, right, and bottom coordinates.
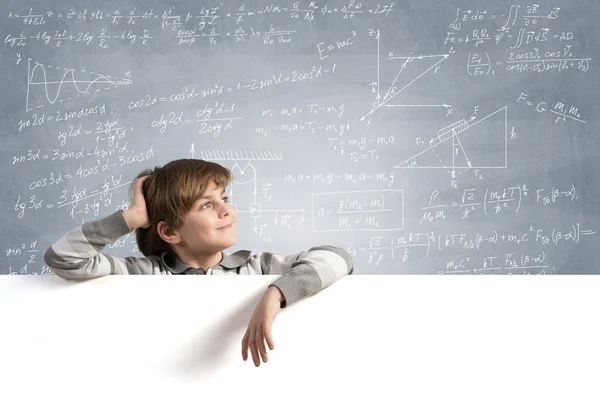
(219, 203, 231, 217)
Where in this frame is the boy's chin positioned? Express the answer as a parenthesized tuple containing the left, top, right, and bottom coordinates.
(223, 238, 237, 248)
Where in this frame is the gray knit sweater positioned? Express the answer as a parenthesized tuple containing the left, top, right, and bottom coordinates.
(44, 210, 354, 308)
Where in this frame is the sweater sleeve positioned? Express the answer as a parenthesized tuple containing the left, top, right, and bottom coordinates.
(260, 245, 354, 308)
(43, 210, 169, 279)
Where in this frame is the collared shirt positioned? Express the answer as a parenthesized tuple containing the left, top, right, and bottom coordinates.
(161, 250, 252, 275)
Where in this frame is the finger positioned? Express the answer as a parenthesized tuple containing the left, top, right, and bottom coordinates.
(258, 326, 269, 363)
(132, 176, 149, 197)
(250, 330, 260, 367)
(134, 175, 150, 188)
(241, 329, 249, 361)
(264, 325, 275, 351)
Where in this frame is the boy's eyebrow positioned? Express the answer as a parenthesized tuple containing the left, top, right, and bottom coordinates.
(197, 188, 226, 201)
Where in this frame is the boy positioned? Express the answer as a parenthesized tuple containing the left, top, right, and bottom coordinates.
(44, 158, 354, 367)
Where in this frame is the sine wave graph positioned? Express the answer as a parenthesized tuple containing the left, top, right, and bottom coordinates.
(26, 58, 132, 111)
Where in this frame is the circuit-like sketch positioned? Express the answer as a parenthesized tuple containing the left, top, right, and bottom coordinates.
(193, 147, 305, 238)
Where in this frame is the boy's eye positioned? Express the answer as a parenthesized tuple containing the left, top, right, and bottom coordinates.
(201, 196, 229, 209)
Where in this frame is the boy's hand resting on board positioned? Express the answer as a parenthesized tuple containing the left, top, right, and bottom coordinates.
(122, 175, 151, 230)
(242, 286, 284, 367)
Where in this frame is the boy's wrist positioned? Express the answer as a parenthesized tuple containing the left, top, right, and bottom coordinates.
(121, 209, 138, 230)
(266, 285, 284, 303)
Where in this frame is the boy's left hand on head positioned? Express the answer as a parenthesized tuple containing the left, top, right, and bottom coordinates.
(241, 286, 283, 367)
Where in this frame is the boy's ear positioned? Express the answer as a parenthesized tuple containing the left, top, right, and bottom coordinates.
(157, 221, 181, 244)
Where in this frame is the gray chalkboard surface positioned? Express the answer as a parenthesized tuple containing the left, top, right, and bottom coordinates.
(2, 0, 599, 275)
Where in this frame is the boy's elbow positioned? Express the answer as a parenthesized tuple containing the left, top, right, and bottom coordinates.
(310, 244, 354, 275)
(44, 245, 67, 272)
(330, 245, 354, 275)
(43, 246, 92, 279)
(333, 246, 354, 275)
(43, 245, 61, 273)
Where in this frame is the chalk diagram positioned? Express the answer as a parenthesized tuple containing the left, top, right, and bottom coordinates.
(26, 58, 132, 111)
(361, 30, 451, 123)
(394, 106, 508, 176)
(192, 147, 306, 235)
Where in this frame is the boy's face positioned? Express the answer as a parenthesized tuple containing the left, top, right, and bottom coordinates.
(174, 183, 237, 256)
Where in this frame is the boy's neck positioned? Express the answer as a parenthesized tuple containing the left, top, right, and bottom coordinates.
(176, 251, 223, 271)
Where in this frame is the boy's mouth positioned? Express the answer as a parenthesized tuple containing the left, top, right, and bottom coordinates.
(217, 222, 233, 230)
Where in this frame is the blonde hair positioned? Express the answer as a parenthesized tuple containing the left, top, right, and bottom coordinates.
(133, 159, 232, 256)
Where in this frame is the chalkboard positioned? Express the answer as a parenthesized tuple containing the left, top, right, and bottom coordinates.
(2, 0, 599, 275)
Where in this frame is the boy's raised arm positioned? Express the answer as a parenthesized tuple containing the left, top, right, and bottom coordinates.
(43, 210, 168, 279)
